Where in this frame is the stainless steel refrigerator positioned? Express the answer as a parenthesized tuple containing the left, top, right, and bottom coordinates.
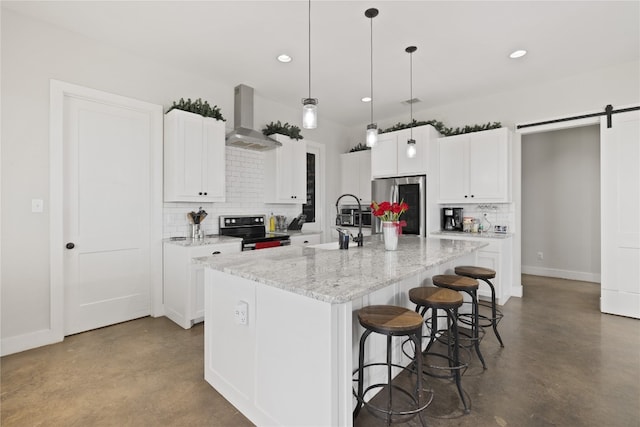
(371, 175, 426, 236)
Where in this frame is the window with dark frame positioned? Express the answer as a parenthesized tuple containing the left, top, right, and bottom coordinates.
(303, 152, 315, 222)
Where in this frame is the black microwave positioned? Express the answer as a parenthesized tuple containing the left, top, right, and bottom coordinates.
(336, 207, 371, 227)
(353, 209, 372, 227)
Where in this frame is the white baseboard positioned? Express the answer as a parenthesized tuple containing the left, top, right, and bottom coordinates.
(1, 328, 62, 357)
(511, 285, 523, 298)
(522, 265, 601, 284)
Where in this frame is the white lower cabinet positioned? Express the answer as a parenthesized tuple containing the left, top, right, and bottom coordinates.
(289, 233, 322, 247)
(431, 234, 513, 305)
(163, 240, 241, 328)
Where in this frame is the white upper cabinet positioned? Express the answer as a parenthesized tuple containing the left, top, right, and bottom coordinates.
(164, 109, 226, 202)
(340, 150, 371, 204)
(264, 134, 307, 204)
(438, 127, 511, 203)
(371, 125, 439, 178)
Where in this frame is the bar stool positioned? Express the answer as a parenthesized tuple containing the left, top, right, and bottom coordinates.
(353, 305, 430, 425)
(432, 275, 486, 370)
(455, 266, 504, 347)
(408, 286, 470, 413)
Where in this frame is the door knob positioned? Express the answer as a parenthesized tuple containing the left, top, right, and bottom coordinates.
(66, 242, 75, 249)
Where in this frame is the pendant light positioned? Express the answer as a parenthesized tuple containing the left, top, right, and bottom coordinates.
(405, 46, 417, 158)
(365, 8, 379, 147)
(302, 0, 318, 129)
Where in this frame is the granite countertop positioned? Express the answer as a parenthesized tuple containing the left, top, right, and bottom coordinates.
(430, 230, 513, 239)
(195, 235, 487, 304)
(286, 230, 323, 236)
(163, 235, 242, 247)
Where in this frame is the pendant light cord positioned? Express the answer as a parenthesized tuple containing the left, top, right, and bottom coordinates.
(308, 0, 312, 99)
(410, 49, 413, 139)
(370, 14, 374, 123)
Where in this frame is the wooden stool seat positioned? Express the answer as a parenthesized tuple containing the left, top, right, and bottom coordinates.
(432, 274, 485, 369)
(455, 266, 496, 280)
(358, 305, 423, 336)
(454, 265, 504, 347)
(409, 285, 469, 413)
(354, 304, 430, 424)
(432, 274, 479, 292)
(409, 287, 463, 310)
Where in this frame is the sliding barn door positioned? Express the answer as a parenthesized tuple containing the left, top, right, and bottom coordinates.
(600, 110, 640, 318)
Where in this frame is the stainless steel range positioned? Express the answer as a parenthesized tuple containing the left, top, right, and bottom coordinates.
(219, 215, 290, 251)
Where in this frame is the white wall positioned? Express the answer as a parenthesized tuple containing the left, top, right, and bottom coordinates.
(521, 126, 600, 282)
(0, 10, 349, 349)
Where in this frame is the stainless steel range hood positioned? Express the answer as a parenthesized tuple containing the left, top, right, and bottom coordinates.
(225, 84, 281, 151)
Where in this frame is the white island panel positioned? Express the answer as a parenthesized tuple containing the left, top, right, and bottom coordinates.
(205, 268, 351, 426)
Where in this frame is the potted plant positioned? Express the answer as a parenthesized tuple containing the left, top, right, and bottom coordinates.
(166, 98, 226, 121)
(262, 121, 304, 141)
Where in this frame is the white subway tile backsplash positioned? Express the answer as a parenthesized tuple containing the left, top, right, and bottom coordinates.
(439, 202, 515, 232)
(162, 147, 302, 238)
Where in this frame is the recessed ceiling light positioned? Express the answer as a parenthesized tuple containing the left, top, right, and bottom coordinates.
(361, 97, 372, 103)
(277, 54, 292, 63)
(509, 49, 527, 59)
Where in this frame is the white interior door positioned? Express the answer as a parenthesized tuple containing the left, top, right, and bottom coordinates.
(62, 96, 154, 335)
(600, 110, 640, 318)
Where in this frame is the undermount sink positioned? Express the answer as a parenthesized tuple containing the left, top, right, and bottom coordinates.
(308, 242, 341, 251)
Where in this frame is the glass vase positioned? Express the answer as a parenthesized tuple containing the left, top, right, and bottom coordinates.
(382, 221, 399, 251)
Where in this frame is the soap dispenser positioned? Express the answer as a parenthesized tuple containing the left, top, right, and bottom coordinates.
(269, 213, 276, 232)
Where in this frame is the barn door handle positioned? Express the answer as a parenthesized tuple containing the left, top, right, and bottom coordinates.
(66, 242, 75, 249)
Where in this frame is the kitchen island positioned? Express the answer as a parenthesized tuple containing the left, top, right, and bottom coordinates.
(196, 235, 487, 426)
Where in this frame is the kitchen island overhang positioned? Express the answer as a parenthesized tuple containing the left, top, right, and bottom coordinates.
(196, 236, 487, 427)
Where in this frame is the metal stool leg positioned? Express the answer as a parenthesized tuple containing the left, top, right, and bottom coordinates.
(482, 278, 504, 347)
(353, 329, 372, 419)
(463, 289, 486, 370)
(450, 306, 469, 413)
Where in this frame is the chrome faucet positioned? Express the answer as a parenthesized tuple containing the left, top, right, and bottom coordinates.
(335, 193, 364, 247)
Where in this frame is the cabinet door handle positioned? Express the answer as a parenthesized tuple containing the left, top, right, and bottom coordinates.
(464, 195, 468, 198)
(204, 192, 208, 196)
(199, 192, 203, 195)
(66, 242, 75, 249)
(212, 251, 221, 255)
(471, 195, 475, 198)
(303, 240, 309, 244)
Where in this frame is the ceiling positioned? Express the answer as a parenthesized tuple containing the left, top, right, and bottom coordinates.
(4, 1, 639, 127)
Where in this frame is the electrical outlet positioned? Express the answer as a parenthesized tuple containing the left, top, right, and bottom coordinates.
(537, 252, 544, 261)
(234, 301, 248, 325)
(31, 199, 44, 213)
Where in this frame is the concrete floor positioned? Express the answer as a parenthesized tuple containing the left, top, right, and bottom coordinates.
(2, 275, 639, 426)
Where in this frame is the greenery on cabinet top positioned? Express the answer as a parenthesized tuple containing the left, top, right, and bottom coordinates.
(348, 143, 371, 152)
(381, 119, 501, 136)
(262, 121, 304, 140)
(347, 120, 502, 153)
(166, 98, 226, 121)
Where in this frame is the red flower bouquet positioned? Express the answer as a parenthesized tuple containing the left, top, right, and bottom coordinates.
(370, 201, 409, 222)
